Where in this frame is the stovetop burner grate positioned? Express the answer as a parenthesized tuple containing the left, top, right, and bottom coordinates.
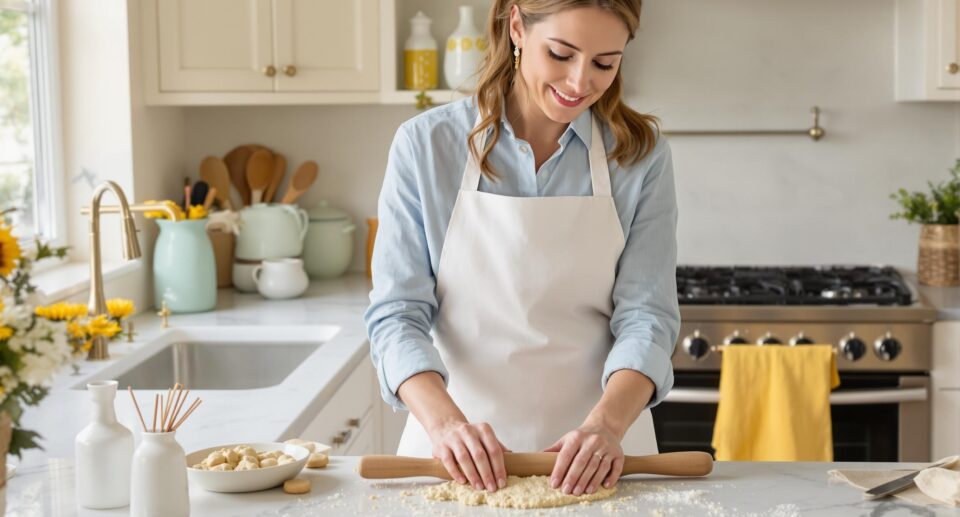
(676, 266, 913, 306)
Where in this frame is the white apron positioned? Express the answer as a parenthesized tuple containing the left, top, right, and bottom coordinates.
(396, 112, 658, 457)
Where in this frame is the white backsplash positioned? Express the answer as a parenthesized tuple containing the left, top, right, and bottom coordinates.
(181, 0, 960, 272)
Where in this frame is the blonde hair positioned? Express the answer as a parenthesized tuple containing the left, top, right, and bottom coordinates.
(468, 0, 660, 181)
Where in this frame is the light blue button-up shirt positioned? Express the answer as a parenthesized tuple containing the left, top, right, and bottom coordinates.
(364, 97, 680, 412)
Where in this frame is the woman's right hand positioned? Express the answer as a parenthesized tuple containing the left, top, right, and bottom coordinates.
(427, 419, 509, 492)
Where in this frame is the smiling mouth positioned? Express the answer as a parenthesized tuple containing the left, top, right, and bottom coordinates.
(550, 86, 585, 106)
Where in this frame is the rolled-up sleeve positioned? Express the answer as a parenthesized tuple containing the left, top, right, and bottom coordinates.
(603, 138, 681, 409)
(364, 125, 448, 411)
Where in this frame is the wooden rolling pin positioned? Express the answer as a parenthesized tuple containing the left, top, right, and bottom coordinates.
(358, 451, 712, 480)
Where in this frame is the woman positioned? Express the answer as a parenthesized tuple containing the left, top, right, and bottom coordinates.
(364, 0, 679, 498)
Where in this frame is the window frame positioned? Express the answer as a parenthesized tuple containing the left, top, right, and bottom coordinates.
(1, 0, 67, 249)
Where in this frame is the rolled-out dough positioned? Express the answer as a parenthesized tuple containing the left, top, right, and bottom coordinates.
(423, 475, 617, 509)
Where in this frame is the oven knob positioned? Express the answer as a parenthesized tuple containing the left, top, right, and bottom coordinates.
(723, 330, 749, 345)
(840, 332, 866, 361)
(682, 330, 710, 360)
(874, 332, 902, 361)
(789, 332, 815, 346)
(757, 332, 782, 345)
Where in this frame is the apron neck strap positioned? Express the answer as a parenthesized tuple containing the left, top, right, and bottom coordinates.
(462, 111, 612, 197)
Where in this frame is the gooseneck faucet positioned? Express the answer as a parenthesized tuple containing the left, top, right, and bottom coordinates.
(81, 181, 179, 360)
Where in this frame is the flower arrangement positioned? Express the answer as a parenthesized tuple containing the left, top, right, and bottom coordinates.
(34, 298, 135, 356)
(890, 159, 960, 224)
(0, 217, 74, 457)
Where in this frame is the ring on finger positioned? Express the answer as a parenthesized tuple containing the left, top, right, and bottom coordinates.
(594, 452, 604, 461)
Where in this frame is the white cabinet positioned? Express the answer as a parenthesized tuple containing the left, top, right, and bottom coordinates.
(931, 322, 960, 458)
(142, 0, 380, 104)
(896, 0, 960, 101)
(301, 359, 377, 455)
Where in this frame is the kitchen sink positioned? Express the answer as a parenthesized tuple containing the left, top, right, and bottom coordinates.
(77, 326, 338, 390)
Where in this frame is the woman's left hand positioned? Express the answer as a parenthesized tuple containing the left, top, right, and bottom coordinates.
(542, 423, 624, 495)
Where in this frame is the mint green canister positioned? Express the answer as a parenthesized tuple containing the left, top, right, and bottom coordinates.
(153, 219, 216, 313)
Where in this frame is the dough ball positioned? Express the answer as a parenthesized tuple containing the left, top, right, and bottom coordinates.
(283, 478, 311, 495)
(235, 459, 259, 471)
(191, 463, 207, 470)
(242, 455, 259, 466)
(204, 451, 226, 467)
(234, 446, 258, 458)
(260, 458, 279, 468)
(306, 453, 328, 469)
(259, 450, 283, 460)
(210, 463, 233, 472)
(284, 438, 315, 453)
(225, 449, 240, 465)
(277, 454, 296, 465)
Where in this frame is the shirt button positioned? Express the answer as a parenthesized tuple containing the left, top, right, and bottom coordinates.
(518, 145, 529, 154)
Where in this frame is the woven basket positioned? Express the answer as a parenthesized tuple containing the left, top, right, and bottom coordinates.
(917, 224, 960, 286)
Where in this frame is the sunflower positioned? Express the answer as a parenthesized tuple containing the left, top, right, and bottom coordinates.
(35, 302, 88, 321)
(106, 298, 135, 319)
(67, 320, 87, 340)
(86, 314, 121, 339)
(0, 326, 12, 340)
(0, 224, 21, 277)
(187, 205, 207, 220)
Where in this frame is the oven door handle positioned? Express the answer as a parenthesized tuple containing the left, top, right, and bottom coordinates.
(665, 387, 928, 405)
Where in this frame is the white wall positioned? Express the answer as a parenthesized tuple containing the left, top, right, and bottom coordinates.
(174, 0, 958, 272)
(55, 0, 186, 310)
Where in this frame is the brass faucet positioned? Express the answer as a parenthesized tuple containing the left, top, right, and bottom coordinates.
(81, 181, 180, 360)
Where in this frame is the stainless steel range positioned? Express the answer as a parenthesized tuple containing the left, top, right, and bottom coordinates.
(654, 265, 935, 462)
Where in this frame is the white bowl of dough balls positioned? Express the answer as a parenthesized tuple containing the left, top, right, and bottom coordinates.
(187, 442, 310, 493)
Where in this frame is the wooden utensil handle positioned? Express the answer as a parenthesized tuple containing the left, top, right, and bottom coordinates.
(358, 451, 713, 480)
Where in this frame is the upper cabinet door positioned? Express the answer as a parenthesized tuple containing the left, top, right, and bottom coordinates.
(940, 0, 960, 88)
(157, 0, 275, 91)
(272, 0, 379, 92)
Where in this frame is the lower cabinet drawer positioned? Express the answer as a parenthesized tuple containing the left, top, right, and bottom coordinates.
(301, 360, 374, 454)
(343, 413, 375, 456)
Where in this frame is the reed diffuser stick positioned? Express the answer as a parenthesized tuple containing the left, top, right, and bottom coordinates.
(127, 386, 147, 432)
(172, 398, 202, 431)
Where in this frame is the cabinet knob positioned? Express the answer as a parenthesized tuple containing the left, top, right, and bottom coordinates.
(331, 435, 344, 445)
(262, 65, 276, 77)
(347, 418, 361, 428)
(948, 62, 959, 75)
(284, 65, 297, 77)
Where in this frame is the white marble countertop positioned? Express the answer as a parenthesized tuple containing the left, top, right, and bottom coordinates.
(16, 273, 374, 470)
(6, 456, 959, 516)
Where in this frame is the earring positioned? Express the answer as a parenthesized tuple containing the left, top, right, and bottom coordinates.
(513, 45, 521, 70)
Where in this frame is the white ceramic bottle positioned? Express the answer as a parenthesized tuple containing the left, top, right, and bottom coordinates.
(444, 5, 486, 92)
(75, 380, 134, 509)
(130, 431, 190, 517)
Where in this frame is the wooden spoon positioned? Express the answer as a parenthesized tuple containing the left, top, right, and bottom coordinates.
(223, 145, 254, 206)
(264, 152, 286, 203)
(358, 451, 713, 480)
(199, 156, 234, 210)
(246, 149, 274, 205)
(279, 160, 318, 205)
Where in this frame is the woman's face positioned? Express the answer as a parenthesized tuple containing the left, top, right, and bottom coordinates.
(510, 6, 630, 124)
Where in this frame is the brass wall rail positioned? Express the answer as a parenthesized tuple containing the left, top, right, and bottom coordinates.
(662, 106, 824, 141)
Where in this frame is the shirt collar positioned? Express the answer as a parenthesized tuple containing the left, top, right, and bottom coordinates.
(496, 103, 593, 148)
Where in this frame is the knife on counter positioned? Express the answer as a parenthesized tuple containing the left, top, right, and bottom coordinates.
(863, 455, 959, 500)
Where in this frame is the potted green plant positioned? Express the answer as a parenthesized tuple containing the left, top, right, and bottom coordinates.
(890, 159, 960, 286)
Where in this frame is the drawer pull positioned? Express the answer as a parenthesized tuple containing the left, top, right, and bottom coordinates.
(347, 418, 361, 428)
(331, 435, 345, 445)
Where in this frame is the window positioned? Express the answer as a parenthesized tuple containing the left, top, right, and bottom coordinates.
(0, 0, 63, 244)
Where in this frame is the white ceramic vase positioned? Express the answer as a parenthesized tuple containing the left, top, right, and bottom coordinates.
(444, 6, 485, 92)
(130, 432, 190, 517)
(75, 380, 134, 509)
(252, 258, 310, 300)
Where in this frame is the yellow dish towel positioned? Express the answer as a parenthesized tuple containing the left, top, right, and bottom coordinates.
(711, 345, 840, 461)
